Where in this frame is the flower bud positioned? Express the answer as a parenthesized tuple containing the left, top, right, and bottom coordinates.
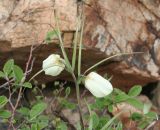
(84, 72, 113, 98)
(42, 54, 65, 76)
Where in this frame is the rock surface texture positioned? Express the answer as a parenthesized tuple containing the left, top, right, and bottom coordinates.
(1, 0, 160, 89)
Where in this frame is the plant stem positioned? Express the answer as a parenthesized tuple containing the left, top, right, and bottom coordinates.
(71, 73, 85, 130)
(29, 69, 44, 82)
(83, 52, 144, 75)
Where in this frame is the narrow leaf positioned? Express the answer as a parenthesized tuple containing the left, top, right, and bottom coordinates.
(100, 111, 124, 130)
(128, 85, 142, 97)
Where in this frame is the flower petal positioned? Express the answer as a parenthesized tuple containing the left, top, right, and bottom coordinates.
(85, 72, 113, 98)
(42, 54, 60, 70)
(42, 54, 65, 76)
(45, 66, 64, 76)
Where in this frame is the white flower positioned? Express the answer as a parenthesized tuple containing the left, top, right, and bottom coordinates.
(84, 72, 113, 98)
(42, 54, 65, 76)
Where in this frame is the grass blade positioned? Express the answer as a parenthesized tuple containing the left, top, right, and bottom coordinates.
(100, 111, 124, 130)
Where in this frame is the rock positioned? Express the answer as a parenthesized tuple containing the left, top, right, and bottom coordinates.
(83, 0, 160, 88)
(1, 0, 160, 89)
(152, 82, 160, 110)
(0, 0, 77, 48)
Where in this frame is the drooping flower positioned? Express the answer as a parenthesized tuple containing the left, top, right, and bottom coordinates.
(84, 72, 113, 98)
(42, 54, 65, 76)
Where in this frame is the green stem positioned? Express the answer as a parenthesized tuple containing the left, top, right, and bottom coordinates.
(54, 13, 72, 72)
(72, 17, 80, 71)
(78, 17, 85, 76)
(72, 73, 85, 130)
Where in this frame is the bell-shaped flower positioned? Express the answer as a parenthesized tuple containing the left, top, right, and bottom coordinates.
(42, 54, 65, 76)
(84, 72, 113, 98)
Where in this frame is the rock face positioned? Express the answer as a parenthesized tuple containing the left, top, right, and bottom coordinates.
(1, 0, 160, 89)
(83, 0, 160, 89)
(0, 0, 77, 49)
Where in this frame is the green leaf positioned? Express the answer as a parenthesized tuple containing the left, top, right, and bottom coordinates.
(19, 126, 30, 130)
(108, 104, 113, 113)
(37, 115, 49, 129)
(127, 98, 143, 110)
(90, 98, 105, 110)
(31, 123, 40, 130)
(45, 30, 58, 43)
(145, 111, 157, 120)
(115, 93, 129, 103)
(116, 122, 123, 130)
(23, 82, 32, 88)
(85, 99, 93, 130)
(0, 110, 11, 119)
(3, 59, 14, 76)
(13, 65, 24, 82)
(30, 102, 47, 120)
(113, 88, 125, 95)
(0, 71, 5, 78)
(138, 120, 149, 129)
(100, 111, 123, 130)
(0, 96, 8, 108)
(91, 112, 99, 129)
(128, 85, 142, 97)
(65, 87, 71, 97)
(17, 107, 30, 116)
(131, 112, 143, 121)
(76, 123, 81, 130)
(96, 116, 110, 130)
(61, 99, 76, 110)
(143, 103, 152, 114)
(56, 121, 67, 130)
